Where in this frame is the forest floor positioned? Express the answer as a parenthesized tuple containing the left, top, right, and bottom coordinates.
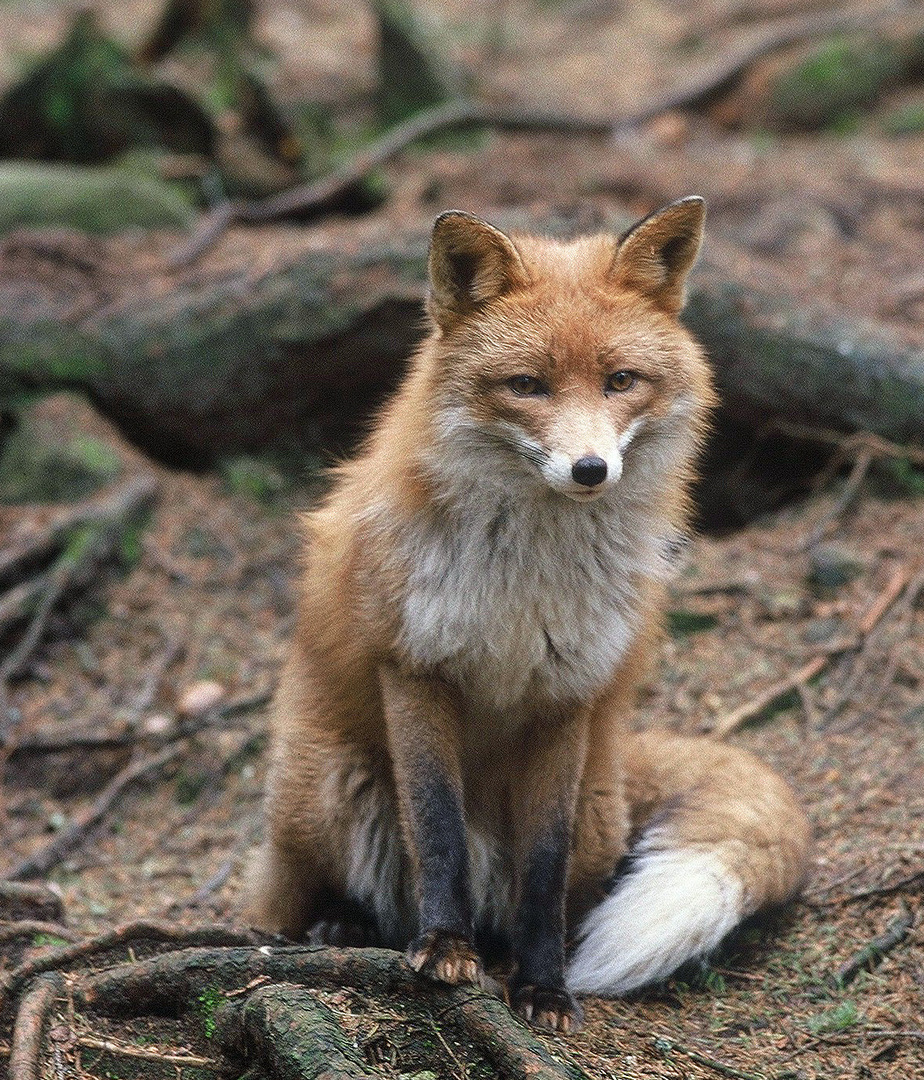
(2, 1, 924, 1079)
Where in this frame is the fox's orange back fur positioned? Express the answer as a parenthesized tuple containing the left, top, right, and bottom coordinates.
(249, 201, 811, 1019)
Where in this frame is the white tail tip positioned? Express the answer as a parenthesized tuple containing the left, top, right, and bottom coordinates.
(566, 845, 744, 996)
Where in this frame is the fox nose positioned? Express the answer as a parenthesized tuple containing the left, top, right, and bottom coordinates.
(571, 456, 608, 487)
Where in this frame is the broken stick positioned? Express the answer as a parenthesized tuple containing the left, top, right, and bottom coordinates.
(834, 907, 915, 986)
(706, 562, 914, 738)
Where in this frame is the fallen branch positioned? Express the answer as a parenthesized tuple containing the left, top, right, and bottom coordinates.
(706, 562, 913, 737)
(4, 742, 185, 882)
(0, 475, 157, 686)
(8, 973, 61, 1080)
(169, 2, 901, 265)
(834, 907, 914, 986)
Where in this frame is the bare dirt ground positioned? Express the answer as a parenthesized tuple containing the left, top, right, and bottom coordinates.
(2, 1, 923, 1078)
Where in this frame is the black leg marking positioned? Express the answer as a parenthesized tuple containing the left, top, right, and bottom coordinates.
(404, 763, 483, 987)
(511, 815, 584, 1033)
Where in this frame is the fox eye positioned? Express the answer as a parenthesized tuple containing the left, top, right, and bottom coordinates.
(606, 370, 637, 393)
(507, 375, 548, 396)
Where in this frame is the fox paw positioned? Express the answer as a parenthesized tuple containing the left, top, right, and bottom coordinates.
(511, 984, 584, 1034)
(407, 930, 484, 986)
(308, 917, 378, 947)
(308, 901, 379, 947)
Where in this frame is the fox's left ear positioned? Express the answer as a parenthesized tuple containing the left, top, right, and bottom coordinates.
(610, 196, 705, 314)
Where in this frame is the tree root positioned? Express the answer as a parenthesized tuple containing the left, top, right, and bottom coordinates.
(0, 921, 79, 945)
(0, 929, 592, 1080)
(1, 921, 271, 1012)
(0, 882, 63, 923)
(8, 972, 62, 1080)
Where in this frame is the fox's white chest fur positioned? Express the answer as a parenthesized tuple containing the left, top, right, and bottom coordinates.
(387, 483, 673, 714)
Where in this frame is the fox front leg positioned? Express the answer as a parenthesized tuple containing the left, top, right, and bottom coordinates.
(510, 711, 588, 1033)
(380, 664, 483, 987)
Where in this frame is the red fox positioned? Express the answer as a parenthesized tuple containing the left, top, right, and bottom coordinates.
(249, 198, 812, 1033)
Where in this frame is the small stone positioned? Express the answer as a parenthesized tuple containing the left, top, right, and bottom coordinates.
(808, 544, 864, 592)
(142, 713, 173, 735)
(177, 680, 225, 717)
(802, 617, 846, 644)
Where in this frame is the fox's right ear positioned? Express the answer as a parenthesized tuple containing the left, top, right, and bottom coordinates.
(428, 211, 529, 329)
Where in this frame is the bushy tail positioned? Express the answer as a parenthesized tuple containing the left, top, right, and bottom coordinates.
(566, 731, 811, 996)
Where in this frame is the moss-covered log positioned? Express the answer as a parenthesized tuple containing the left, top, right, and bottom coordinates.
(1, 214, 922, 466)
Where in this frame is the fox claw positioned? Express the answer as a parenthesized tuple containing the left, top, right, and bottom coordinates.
(407, 930, 484, 986)
(511, 984, 584, 1034)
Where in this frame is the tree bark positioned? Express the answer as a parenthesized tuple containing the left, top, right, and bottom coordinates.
(1, 215, 922, 466)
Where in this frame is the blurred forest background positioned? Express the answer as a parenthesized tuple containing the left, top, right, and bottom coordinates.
(0, 2, 923, 1079)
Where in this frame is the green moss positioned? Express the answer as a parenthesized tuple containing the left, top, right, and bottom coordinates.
(807, 1000, 859, 1034)
(175, 770, 209, 806)
(0, 162, 195, 235)
(770, 36, 904, 130)
(0, 415, 121, 504)
(883, 102, 924, 135)
(219, 454, 286, 504)
(668, 609, 719, 637)
(868, 456, 924, 498)
(197, 985, 224, 1038)
(32, 933, 72, 947)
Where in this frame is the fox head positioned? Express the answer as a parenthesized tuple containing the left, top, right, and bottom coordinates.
(422, 199, 717, 505)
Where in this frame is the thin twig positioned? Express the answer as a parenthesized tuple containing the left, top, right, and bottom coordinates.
(7, 686, 271, 762)
(817, 869, 924, 907)
(75, 1034, 216, 1068)
(0, 475, 157, 687)
(0, 475, 159, 587)
(818, 564, 919, 727)
(184, 858, 234, 907)
(834, 907, 915, 985)
(792, 449, 872, 552)
(168, 1, 902, 266)
(653, 1036, 764, 1080)
(0, 882, 63, 922)
(771, 420, 924, 467)
(707, 656, 827, 739)
(2, 688, 270, 864)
